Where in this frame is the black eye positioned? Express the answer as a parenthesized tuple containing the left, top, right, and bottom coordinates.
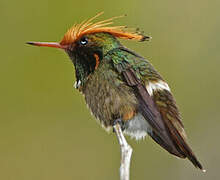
(80, 37, 88, 45)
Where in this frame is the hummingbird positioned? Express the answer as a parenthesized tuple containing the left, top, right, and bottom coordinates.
(27, 12, 204, 171)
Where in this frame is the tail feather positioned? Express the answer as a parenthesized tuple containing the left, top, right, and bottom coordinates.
(164, 120, 205, 171)
(172, 129, 204, 170)
(149, 130, 186, 158)
(149, 126, 205, 171)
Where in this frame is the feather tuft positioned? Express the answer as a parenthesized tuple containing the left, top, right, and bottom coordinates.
(60, 12, 150, 45)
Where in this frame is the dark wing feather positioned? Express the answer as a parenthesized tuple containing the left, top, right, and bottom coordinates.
(122, 68, 186, 157)
(111, 47, 204, 170)
(123, 68, 203, 170)
(154, 89, 203, 170)
(123, 69, 164, 132)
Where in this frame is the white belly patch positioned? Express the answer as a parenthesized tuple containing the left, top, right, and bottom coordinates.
(124, 113, 152, 140)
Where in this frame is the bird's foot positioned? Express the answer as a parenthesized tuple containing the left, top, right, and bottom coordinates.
(113, 119, 126, 132)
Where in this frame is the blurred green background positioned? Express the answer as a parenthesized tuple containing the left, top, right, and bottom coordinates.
(1, 0, 219, 179)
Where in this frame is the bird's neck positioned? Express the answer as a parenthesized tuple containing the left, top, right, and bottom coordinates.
(72, 46, 122, 90)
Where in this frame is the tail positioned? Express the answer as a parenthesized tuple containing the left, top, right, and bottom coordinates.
(171, 130, 205, 171)
(150, 127, 205, 172)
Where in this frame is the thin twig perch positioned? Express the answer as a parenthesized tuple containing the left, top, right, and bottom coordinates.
(113, 122, 133, 180)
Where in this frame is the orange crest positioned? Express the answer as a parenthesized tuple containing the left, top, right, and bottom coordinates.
(60, 12, 150, 45)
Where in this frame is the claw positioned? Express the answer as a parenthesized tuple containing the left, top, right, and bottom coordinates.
(113, 119, 126, 132)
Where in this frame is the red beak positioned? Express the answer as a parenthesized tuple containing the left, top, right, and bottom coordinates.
(26, 41, 67, 49)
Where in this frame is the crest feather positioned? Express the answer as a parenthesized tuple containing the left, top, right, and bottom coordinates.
(60, 12, 150, 45)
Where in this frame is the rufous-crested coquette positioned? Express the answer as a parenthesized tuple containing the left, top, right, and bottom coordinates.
(27, 12, 204, 171)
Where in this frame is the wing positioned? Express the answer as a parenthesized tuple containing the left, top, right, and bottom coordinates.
(110, 47, 203, 170)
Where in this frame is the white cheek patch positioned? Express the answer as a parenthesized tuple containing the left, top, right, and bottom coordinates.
(146, 80, 171, 96)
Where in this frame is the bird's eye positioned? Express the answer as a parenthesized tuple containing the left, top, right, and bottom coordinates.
(80, 37, 88, 45)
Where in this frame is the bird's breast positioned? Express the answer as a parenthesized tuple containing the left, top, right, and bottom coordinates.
(81, 64, 138, 129)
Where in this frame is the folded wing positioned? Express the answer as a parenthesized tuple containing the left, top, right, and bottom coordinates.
(111, 47, 203, 170)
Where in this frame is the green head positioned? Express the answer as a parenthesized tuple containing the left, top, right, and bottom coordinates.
(65, 32, 122, 83)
